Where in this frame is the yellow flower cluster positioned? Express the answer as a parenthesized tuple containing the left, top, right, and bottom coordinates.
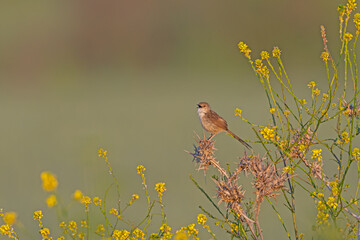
(321, 52, 329, 62)
(160, 224, 172, 239)
(0, 224, 13, 238)
(3, 212, 17, 225)
(322, 93, 329, 101)
(313, 88, 320, 96)
(133, 228, 145, 239)
(197, 214, 207, 225)
(269, 108, 275, 114)
(326, 196, 338, 209)
(129, 194, 139, 205)
(260, 126, 276, 141)
(155, 182, 167, 198)
(341, 132, 350, 144)
(344, 32, 353, 42)
(33, 210, 43, 221)
(346, 0, 357, 15)
(353, 147, 360, 160)
(41, 172, 58, 192)
(234, 108, 242, 117)
(73, 190, 83, 201)
(316, 200, 329, 225)
(354, 13, 360, 30)
(93, 196, 101, 206)
(307, 81, 316, 89)
(96, 224, 105, 236)
(40, 228, 50, 238)
(98, 148, 107, 158)
(260, 51, 269, 60)
(137, 165, 146, 175)
(110, 208, 121, 219)
(81, 196, 92, 211)
(311, 149, 322, 162)
(46, 194, 57, 208)
(112, 229, 130, 240)
(282, 166, 295, 174)
(238, 41, 252, 59)
(272, 47, 281, 58)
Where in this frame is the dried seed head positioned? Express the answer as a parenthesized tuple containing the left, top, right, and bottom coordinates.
(239, 154, 287, 205)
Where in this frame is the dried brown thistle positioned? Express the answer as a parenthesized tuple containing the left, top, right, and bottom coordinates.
(186, 132, 228, 177)
(238, 154, 287, 207)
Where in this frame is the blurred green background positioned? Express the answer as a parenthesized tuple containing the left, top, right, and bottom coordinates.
(0, 0, 351, 239)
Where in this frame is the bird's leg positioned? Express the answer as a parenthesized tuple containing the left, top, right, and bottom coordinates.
(208, 133, 217, 141)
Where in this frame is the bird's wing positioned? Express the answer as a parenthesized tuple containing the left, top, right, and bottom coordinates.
(208, 110, 228, 130)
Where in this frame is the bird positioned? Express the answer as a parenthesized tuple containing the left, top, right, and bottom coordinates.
(197, 102, 251, 149)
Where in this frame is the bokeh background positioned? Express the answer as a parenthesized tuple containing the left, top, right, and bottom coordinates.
(0, 0, 352, 239)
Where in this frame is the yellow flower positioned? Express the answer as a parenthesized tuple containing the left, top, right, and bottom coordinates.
(260, 126, 275, 141)
(320, 52, 329, 62)
(112, 230, 130, 240)
(344, 32, 353, 42)
(137, 165, 146, 175)
(160, 224, 171, 233)
(40, 228, 50, 238)
(322, 93, 329, 101)
(3, 212, 17, 225)
(260, 66, 269, 77)
(69, 221, 77, 233)
(234, 108, 242, 117)
(81, 196, 91, 211)
(307, 81, 316, 89)
(187, 224, 199, 235)
(46, 194, 57, 208)
(313, 88, 320, 96)
(330, 179, 339, 196)
(174, 231, 188, 240)
(98, 148, 107, 158)
(269, 108, 275, 114)
(341, 132, 350, 143)
(129, 194, 139, 205)
(78, 232, 85, 240)
(33, 210, 43, 221)
(317, 192, 324, 198)
(110, 208, 119, 218)
(311, 149, 322, 161)
(197, 214, 207, 225)
(238, 41, 252, 59)
(346, 0, 357, 15)
(353, 147, 360, 160)
(73, 190, 83, 201)
(354, 13, 360, 30)
(93, 197, 101, 206)
(155, 182, 167, 198)
(282, 166, 294, 174)
(59, 222, 66, 229)
(260, 51, 269, 60)
(96, 224, 105, 236)
(300, 99, 307, 105)
(284, 110, 290, 116)
(41, 172, 58, 192)
(254, 59, 263, 68)
(57, 237, 65, 240)
(133, 228, 144, 238)
(0, 224, 12, 237)
(81, 220, 87, 228)
(327, 196, 338, 209)
(272, 47, 281, 58)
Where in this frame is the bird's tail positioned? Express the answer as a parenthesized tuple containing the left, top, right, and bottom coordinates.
(227, 130, 252, 149)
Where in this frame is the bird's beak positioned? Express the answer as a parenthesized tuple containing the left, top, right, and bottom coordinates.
(197, 104, 201, 108)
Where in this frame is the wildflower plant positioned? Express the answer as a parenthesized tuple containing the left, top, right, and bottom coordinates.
(187, 0, 360, 239)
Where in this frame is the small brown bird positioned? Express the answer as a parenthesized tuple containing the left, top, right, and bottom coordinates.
(197, 102, 251, 149)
